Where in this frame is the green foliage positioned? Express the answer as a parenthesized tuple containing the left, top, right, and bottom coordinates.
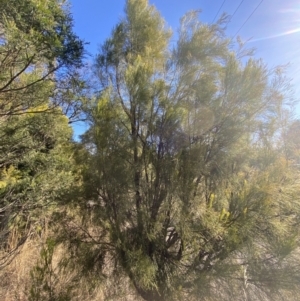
(64, 1, 300, 300)
(0, 103, 75, 267)
(1, 1, 298, 301)
(0, 0, 83, 268)
(0, 0, 83, 67)
(51, 0, 300, 300)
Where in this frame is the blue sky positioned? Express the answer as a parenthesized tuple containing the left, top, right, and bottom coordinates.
(69, 0, 300, 136)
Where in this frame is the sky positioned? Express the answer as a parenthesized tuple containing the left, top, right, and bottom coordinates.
(69, 0, 300, 136)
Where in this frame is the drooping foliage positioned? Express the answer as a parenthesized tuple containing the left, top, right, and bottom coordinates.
(1, 1, 300, 301)
(59, 1, 300, 301)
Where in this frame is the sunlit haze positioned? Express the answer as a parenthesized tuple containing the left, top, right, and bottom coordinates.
(70, 0, 300, 136)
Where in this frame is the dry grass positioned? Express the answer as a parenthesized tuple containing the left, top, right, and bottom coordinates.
(0, 234, 142, 301)
(0, 238, 42, 301)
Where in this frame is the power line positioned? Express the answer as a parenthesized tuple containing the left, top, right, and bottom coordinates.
(228, 0, 245, 23)
(233, 0, 264, 38)
(212, 0, 226, 23)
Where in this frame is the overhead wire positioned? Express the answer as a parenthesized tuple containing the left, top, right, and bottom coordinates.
(227, 0, 246, 24)
(212, 0, 226, 23)
(233, 0, 264, 39)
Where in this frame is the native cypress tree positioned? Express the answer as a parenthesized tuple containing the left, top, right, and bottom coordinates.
(62, 1, 300, 300)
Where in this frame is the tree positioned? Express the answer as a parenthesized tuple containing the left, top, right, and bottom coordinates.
(0, 0, 84, 117)
(282, 119, 300, 163)
(0, 0, 83, 267)
(61, 1, 300, 300)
